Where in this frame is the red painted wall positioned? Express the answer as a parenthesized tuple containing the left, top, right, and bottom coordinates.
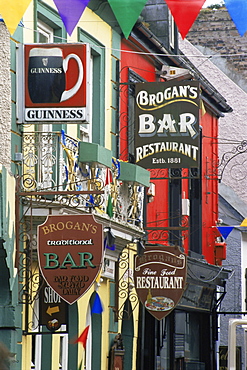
(119, 39, 157, 161)
(120, 40, 222, 266)
(201, 110, 220, 264)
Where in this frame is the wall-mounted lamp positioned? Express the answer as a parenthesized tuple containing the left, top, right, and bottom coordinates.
(133, 237, 145, 256)
(104, 227, 116, 250)
(147, 183, 155, 203)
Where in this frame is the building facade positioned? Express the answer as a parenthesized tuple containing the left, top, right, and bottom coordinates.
(0, 1, 235, 369)
(180, 31, 247, 369)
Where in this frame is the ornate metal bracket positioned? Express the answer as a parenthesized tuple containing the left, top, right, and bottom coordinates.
(206, 140, 247, 181)
(114, 248, 139, 320)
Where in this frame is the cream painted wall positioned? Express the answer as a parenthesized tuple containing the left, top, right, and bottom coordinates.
(67, 7, 113, 149)
(23, 1, 35, 43)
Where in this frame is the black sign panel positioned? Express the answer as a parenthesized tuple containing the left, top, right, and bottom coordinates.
(219, 346, 241, 370)
(135, 80, 200, 169)
(39, 283, 67, 331)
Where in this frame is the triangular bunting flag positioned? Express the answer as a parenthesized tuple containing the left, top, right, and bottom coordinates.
(217, 226, 234, 240)
(164, 0, 206, 39)
(108, 0, 147, 39)
(53, 0, 90, 36)
(75, 326, 90, 349)
(224, 0, 247, 37)
(106, 194, 113, 218)
(0, 0, 32, 35)
(105, 168, 113, 186)
(200, 100, 206, 116)
(104, 236, 116, 251)
(240, 218, 247, 227)
(91, 292, 104, 314)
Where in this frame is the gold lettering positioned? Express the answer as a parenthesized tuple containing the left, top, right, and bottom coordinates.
(66, 221, 73, 229)
(73, 222, 81, 230)
(57, 222, 65, 231)
(42, 226, 50, 235)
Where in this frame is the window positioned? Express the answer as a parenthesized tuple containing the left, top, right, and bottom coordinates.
(31, 299, 42, 370)
(169, 11, 175, 50)
(128, 70, 145, 162)
(78, 30, 105, 146)
(59, 326, 68, 370)
(37, 0, 66, 44)
(37, 20, 54, 43)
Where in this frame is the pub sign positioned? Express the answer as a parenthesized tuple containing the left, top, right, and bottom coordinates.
(134, 245, 187, 320)
(39, 282, 67, 331)
(24, 43, 88, 122)
(37, 214, 103, 305)
(134, 80, 200, 169)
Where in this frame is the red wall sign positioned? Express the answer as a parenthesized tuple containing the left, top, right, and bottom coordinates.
(24, 43, 88, 121)
(134, 245, 187, 320)
(37, 214, 103, 305)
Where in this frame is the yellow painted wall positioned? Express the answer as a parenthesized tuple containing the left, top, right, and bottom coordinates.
(77, 275, 110, 369)
(20, 3, 128, 370)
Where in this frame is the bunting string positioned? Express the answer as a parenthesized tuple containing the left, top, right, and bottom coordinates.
(213, 218, 247, 240)
(6, 20, 247, 60)
(1, 0, 246, 41)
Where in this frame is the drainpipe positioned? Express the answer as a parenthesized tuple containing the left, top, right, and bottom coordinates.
(228, 318, 247, 369)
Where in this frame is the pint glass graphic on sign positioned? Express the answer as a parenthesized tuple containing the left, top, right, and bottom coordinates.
(24, 44, 87, 111)
(28, 47, 83, 104)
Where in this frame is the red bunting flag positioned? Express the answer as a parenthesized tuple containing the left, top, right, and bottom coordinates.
(164, 0, 206, 39)
(105, 168, 113, 186)
(75, 326, 90, 349)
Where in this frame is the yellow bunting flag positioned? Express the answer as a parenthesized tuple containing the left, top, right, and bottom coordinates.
(0, 0, 32, 35)
(200, 100, 206, 116)
(240, 218, 247, 227)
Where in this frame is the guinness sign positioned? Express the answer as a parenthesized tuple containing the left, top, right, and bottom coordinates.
(24, 43, 88, 122)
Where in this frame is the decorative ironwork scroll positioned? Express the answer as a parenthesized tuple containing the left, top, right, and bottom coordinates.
(115, 248, 139, 320)
(17, 130, 147, 333)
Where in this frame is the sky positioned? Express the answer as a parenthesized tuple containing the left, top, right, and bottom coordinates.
(203, 0, 224, 7)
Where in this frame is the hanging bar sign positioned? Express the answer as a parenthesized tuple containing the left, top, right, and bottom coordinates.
(134, 80, 200, 169)
(38, 214, 103, 304)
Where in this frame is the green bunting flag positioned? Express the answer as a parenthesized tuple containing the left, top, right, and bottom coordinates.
(106, 194, 113, 218)
(108, 0, 147, 39)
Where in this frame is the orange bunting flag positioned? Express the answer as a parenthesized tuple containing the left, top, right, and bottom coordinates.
(164, 0, 206, 39)
(75, 326, 90, 349)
